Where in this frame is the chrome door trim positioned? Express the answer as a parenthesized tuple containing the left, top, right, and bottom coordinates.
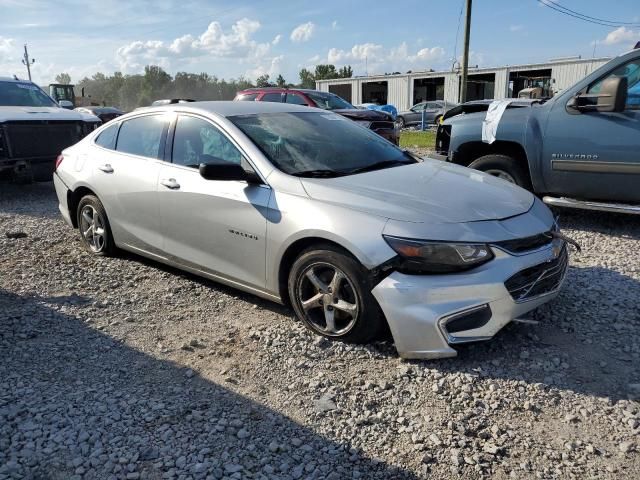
(551, 159, 640, 174)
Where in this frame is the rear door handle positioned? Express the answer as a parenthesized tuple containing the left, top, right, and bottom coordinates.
(160, 178, 180, 190)
(98, 164, 114, 173)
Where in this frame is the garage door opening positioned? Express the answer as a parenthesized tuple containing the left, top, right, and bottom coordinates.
(508, 69, 553, 98)
(412, 77, 445, 104)
(328, 83, 352, 103)
(362, 81, 388, 104)
(461, 73, 496, 101)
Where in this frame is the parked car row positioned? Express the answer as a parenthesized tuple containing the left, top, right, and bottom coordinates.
(234, 87, 399, 145)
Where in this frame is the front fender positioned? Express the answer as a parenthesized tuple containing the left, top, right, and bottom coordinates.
(264, 191, 395, 295)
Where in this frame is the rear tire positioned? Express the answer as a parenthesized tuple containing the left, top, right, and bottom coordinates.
(76, 195, 115, 256)
(468, 154, 532, 190)
(288, 245, 384, 344)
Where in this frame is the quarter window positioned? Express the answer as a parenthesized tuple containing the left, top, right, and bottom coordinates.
(261, 93, 282, 102)
(94, 123, 119, 150)
(235, 93, 258, 101)
(172, 116, 244, 168)
(588, 60, 640, 110)
(115, 115, 168, 159)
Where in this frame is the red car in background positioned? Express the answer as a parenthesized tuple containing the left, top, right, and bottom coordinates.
(234, 88, 398, 145)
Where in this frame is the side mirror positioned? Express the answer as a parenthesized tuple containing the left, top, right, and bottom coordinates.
(199, 162, 261, 184)
(596, 76, 627, 112)
(58, 100, 74, 109)
(569, 76, 628, 113)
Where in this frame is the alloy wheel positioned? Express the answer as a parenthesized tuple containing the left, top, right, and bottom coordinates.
(297, 262, 360, 336)
(79, 205, 106, 253)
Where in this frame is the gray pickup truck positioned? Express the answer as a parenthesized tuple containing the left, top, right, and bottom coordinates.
(435, 48, 640, 214)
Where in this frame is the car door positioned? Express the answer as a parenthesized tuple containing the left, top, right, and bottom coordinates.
(156, 113, 271, 290)
(542, 58, 640, 202)
(406, 103, 425, 124)
(423, 102, 440, 124)
(89, 113, 169, 254)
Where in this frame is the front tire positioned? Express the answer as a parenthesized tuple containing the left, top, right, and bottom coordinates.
(468, 154, 532, 190)
(77, 195, 115, 256)
(396, 116, 405, 129)
(288, 245, 384, 344)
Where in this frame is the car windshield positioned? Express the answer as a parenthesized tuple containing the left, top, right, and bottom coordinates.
(0, 81, 57, 107)
(230, 112, 416, 177)
(305, 91, 354, 110)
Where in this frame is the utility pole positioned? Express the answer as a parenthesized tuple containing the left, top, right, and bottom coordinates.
(459, 0, 472, 103)
(22, 44, 35, 81)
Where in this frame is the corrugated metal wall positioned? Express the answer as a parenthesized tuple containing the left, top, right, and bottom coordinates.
(316, 58, 613, 110)
(551, 60, 609, 94)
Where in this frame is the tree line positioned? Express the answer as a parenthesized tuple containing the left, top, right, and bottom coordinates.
(54, 64, 353, 111)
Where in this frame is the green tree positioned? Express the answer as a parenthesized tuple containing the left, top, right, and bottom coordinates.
(54, 73, 71, 85)
(275, 74, 287, 87)
(298, 68, 315, 89)
(255, 74, 272, 87)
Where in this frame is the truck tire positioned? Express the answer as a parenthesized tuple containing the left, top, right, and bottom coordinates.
(468, 154, 532, 190)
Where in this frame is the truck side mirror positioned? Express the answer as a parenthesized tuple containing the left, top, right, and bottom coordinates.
(596, 76, 627, 112)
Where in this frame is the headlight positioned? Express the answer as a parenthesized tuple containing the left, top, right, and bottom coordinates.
(354, 120, 372, 128)
(383, 235, 494, 274)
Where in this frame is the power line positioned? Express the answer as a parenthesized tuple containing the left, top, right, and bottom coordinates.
(542, 0, 640, 26)
(536, 0, 640, 28)
(452, 0, 464, 66)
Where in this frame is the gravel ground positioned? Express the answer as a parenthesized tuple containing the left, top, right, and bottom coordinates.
(1, 182, 639, 480)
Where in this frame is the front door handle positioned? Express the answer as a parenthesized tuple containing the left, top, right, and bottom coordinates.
(98, 164, 114, 173)
(160, 178, 180, 190)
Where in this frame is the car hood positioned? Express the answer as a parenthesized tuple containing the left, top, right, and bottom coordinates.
(300, 159, 534, 224)
(0, 106, 99, 122)
(332, 108, 393, 121)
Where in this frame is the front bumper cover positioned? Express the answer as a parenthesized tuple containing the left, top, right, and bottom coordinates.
(372, 243, 568, 359)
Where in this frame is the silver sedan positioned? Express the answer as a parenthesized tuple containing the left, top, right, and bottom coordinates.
(53, 101, 568, 359)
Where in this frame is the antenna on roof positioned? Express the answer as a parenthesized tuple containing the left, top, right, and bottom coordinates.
(13, 74, 19, 80)
(635, 41, 640, 50)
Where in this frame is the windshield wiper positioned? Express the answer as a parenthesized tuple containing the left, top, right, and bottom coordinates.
(347, 159, 415, 175)
(291, 169, 346, 178)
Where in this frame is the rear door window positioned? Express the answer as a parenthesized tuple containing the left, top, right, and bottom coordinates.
(285, 93, 308, 105)
(94, 123, 119, 150)
(115, 115, 169, 159)
(261, 93, 283, 102)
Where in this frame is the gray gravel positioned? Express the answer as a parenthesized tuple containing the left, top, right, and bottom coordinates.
(1, 182, 639, 479)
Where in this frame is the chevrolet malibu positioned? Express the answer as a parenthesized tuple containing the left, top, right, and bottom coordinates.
(53, 101, 569, 359)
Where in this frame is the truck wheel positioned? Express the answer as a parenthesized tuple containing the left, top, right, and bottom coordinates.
(395, 116, 405, 129)
(469, 154, 532, 190)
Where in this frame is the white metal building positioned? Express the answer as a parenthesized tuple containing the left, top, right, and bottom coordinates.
(316, 57, 610, 110)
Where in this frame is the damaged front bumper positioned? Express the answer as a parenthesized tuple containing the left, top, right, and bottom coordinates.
(372, 242, 568, 359)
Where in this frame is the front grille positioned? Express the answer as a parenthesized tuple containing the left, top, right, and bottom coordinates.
(370, 121, 395, 130)
(4, 121, 83, 159)
(494, 231, 553, 254)
(505, 246, 568, 302)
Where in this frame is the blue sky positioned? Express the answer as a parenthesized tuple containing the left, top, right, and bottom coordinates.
(1, 0, 639, 84)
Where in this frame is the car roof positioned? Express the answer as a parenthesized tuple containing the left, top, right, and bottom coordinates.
(238, 87, 332, 94)
(146, 100, 319, 117)
(0, 76, 34, 83)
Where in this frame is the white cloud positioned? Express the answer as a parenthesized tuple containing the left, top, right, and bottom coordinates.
(602, 26, 640, 46)
(325, 42, 445, 74)
(290, 22, 315, 43)
(246, 54, 285, 80)
(116, 18, 271, 73)
(0, 37, 14, 59)
(272, 34, 282, 45)
(509, 25, 524, 32)
(331, 20, 339, 30)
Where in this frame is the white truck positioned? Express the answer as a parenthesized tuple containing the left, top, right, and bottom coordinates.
(0, 77, 100, 182)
